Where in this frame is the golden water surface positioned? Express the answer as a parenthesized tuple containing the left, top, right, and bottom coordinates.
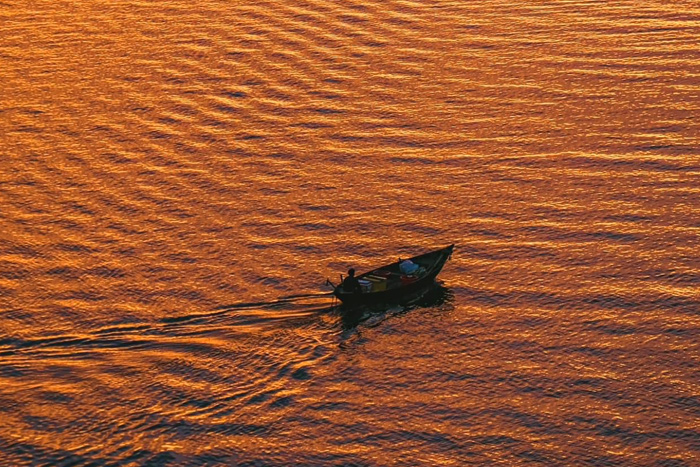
(1, 1, 699, 465)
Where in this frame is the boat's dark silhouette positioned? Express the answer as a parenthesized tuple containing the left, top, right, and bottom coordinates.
(330, 244, 454, 306)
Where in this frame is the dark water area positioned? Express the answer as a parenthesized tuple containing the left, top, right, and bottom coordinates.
(1, 0, 699, 465)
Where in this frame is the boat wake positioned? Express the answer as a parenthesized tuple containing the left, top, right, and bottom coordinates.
(211, 292, 334, 312)
(0, 287, 452, 359)
(0, 293, 337, 358)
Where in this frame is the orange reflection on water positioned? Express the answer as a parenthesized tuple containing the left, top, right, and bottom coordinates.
(1, 0, 700, 465)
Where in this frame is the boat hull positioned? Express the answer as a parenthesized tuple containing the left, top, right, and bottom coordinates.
(332, 244, 454, 306)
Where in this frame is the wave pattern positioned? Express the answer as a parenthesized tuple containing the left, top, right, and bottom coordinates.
(1, 0, 699, 465)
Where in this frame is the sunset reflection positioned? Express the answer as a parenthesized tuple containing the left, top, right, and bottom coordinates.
(1, 0, 699, 465)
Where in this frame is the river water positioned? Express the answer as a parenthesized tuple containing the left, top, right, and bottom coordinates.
(1, 1, 699, 465)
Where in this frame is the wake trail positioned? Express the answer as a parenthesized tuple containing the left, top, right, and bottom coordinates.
(211, 292, 333, 312)
(0, 294, 336, 356)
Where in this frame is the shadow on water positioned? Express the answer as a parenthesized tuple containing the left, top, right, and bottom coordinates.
(339, 283, 454, 330)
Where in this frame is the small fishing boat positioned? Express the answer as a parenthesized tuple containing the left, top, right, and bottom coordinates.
(330, 244, 454, 305)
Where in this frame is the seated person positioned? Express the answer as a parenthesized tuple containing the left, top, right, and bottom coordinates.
(342, 268, 362, 293)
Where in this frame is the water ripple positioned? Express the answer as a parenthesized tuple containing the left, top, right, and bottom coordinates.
(1, 0, 699, 465)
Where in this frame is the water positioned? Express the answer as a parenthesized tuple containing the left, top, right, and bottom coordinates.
(1, 1, 699, 465)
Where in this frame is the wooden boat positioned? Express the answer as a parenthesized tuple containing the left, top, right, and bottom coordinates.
(331, 244, 454, 305)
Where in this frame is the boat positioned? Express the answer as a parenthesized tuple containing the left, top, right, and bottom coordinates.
(330, 244, 454, 305)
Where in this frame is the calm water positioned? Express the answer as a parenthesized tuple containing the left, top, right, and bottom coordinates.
(1, 1, 699, 465)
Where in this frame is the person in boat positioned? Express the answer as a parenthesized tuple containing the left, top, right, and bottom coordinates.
(342, 268, 362, 294)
